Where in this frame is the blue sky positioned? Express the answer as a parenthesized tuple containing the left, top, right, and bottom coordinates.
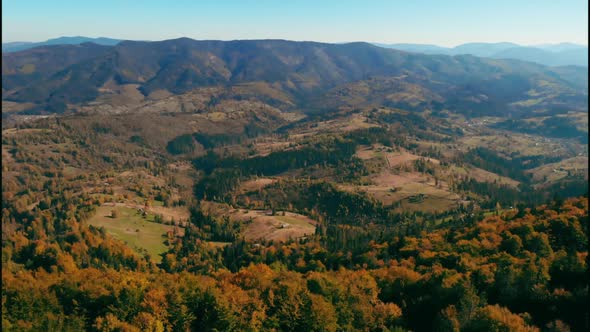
(2, 0, 588, 46)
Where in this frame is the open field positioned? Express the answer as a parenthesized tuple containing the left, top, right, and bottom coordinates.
(528, 156, 589, 183)
(199, 201, 316, 242)
(355, 145, 439, 167)
(349, 145, 461, 212)
(458, 134, 579, 157)
(87, 205, 180, 262)
(290, 113, 378, 139)
(238, 177, 278, 192)
(205, 241, 232, 248)
(339, 175, 460, 213)
(100, 201, 190, 224)
(2, 127, 53, 136)
(252, 141, 294, 157)
(450, 165, 521, 187)
(237, 210, 316, 242)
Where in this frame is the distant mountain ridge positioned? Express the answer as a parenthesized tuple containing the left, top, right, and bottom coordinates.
(2, 36, 122, 53)
(375, 42, 588, 67)
(2, 38, 587, 118)
(4, 37, 586, 67)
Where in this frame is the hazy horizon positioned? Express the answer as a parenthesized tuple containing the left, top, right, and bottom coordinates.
(3, 35, 588, 49)
(2, 0, 587, 47)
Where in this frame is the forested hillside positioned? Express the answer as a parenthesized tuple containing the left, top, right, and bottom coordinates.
(2, 38, 588, 331)
(3, 191, 588, 331)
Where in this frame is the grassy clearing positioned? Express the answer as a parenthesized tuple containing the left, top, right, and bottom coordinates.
(236, 210, 316, 242)
(87, 205, 177, 263)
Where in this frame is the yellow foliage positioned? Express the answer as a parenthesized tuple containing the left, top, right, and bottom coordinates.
(472, 305, 540, 332)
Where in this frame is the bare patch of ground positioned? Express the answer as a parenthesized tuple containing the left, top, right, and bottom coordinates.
(239, 178, 278, 192)
(355, 145, 439, 168)
(199, 201, 316, 242)
(253, 141, 294, 157)
(295, 113, 378, 137)
(462, 166, 520, 187)
(236, 210, 316, 242)
(529, 156, 589, 183)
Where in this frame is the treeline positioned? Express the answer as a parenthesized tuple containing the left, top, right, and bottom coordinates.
(374, 110, 459, 141)
(192, 126, 439, 202)
(457, 176, 589, 208)
(195, 138, 358, 175)
(167, 122, 271, 155)
(242, 181, 389, 226)
(456, 178, 525, 208)
(3, 149, 588, 331)
(493, 117, 588, 143)
(193, 138, 363, 201)
(459, 147, 533, 182)
(144, 196, 589, 331)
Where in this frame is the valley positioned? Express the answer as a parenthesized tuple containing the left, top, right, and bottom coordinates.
(2, 38, 588, 331)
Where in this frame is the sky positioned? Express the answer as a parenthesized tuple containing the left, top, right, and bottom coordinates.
(2, 0, 588, 46)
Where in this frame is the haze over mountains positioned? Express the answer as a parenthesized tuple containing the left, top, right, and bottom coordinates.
(375, 42, 588, 67)
(3, 36, 587, 68)
(2, 38, 587, 119)
(1, 36, 122, 53)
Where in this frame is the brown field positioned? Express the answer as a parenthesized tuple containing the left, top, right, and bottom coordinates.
(355, 145, 439, 167)
(339, 168, 460, 212)
(458, 134, 574, 157)
(395, 195, 460, 213)
(386, 152, 439, 168)
(1, 101, 35, 113)
(294, 113, 378, 138)
(166, 161, 193, 171)
(199, 201, 316, 242)
(237, 210, 316, 242)
(239, 177, 278, 192)
(253, 141, 293, 157)
(460, 166, 520, 187)
(347, 145, 460, 212)
(205, 241, 232, 248)
(529, 156, 589, 183)
(2, 128, 53, 137)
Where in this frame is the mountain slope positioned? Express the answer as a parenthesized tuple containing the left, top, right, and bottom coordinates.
(2, 43, 113, 95)
(2, 38, 587, 117)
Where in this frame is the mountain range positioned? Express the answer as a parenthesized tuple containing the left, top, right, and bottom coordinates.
(375, 42, 588, 67)
(2, 38, 587, 119)
(3, 36, 587, 68)
(1, 36, 121, 53)
(2, 37, 588, 332)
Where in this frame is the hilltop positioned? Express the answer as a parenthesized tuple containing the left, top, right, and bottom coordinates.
(2, 38, 587, 120)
